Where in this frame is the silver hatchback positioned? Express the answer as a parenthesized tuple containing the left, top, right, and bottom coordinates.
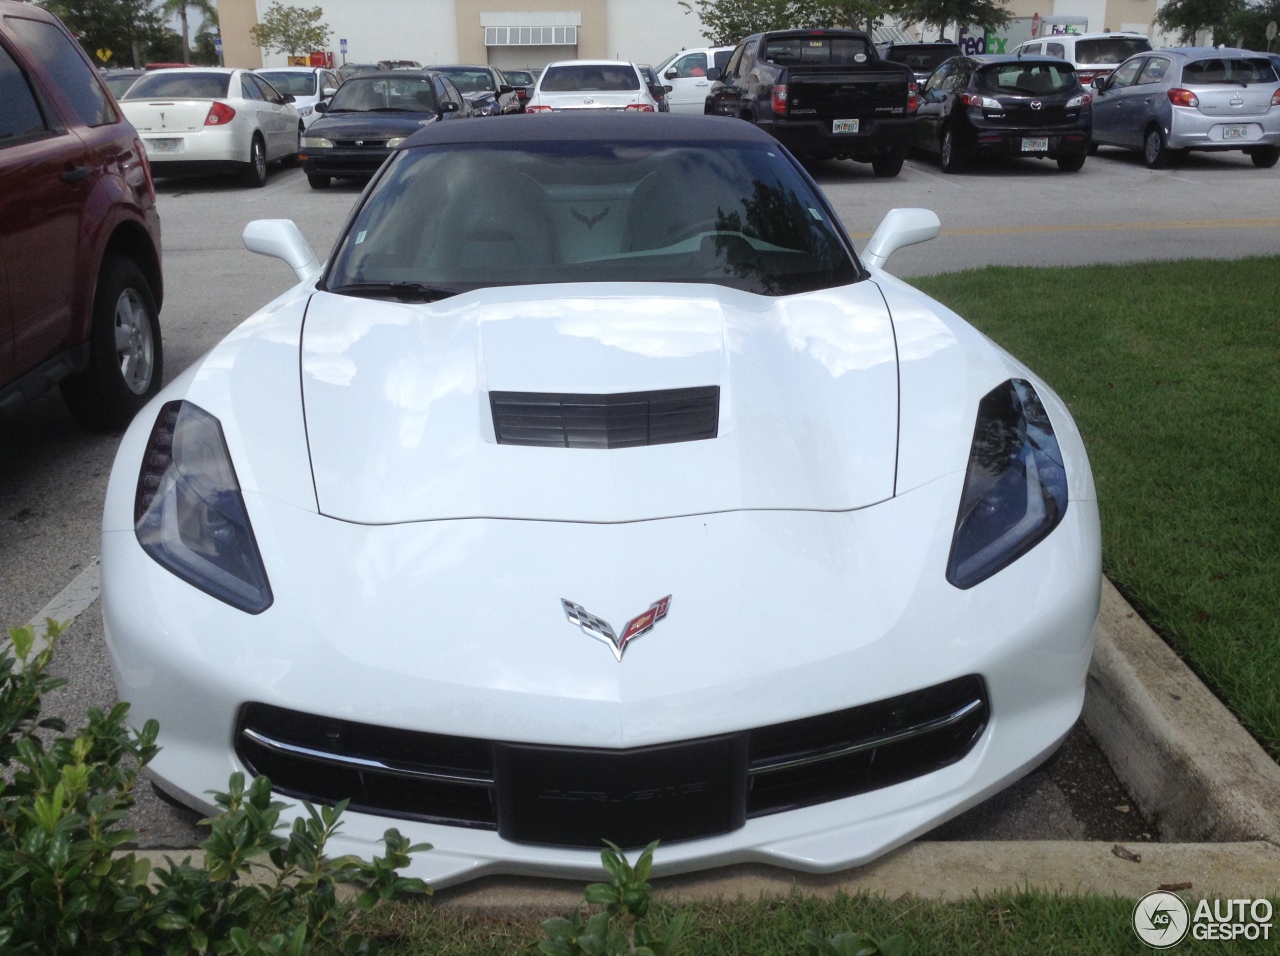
(1090, 48, 1280, 168)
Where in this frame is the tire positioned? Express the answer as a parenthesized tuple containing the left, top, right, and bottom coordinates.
(242, 135, 268, 187)
(1250, 146, 1280, 169)
(307, 173, 331, 189)
(939, 126, 966, 173)
(1087, 142, 1099, 156)
(871, 154, 905, 178)
(1143, 126, 1172, 169)
(1056, 152, 1086, 172)
(60, 256, 162, 430)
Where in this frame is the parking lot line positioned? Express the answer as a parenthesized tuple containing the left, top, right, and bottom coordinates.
(11, 558, 102, 659)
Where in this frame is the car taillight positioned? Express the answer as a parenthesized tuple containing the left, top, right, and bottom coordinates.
(1272, 88, 1280, 106)
(771, 83, 787, 115)
(907, 80, 919, 113)
(961, 93, 1001, 109)
(1168, 88, 1199, 107)
(134, 137, 155, 198)
(204, 101, 236, 125)
(1066, 93, 1092, 108)
(525, 104, 552, 113)
(1077, 71, 1096, 85)
(624, 103, 654, 112)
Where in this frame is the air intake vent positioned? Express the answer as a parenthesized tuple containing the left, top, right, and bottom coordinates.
(490, 386, 719, 448)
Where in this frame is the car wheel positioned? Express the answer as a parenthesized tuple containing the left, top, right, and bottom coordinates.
(871, 154, 904, 178)
(1087, 143, 1099, 156)
(1143, 126, 1172, 169)
(1056, 153, 1086, 172)
(60, 256, 162, 430)
(939, 126, 965, 173)
(243, 135, 268, 187)
(307, 174, 331, 189)
(1249, 145, 1280, 169)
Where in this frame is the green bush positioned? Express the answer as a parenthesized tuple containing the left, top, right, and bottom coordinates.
(0, 621, 430, 954)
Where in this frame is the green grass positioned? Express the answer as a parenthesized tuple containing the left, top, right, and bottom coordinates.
(909, 257, 1280, 761)
(355, 891, 1277, 953)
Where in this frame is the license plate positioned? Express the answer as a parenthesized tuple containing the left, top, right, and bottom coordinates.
(1021, 137, 1049, 152)
(148, 138, 180, 153)
(1221, 125, 1250, 140)
(832, 119, 859, 134)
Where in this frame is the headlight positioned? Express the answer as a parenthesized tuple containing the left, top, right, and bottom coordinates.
(301, 135, 333, 149)
(385, 136, 407, 148)
(135, 401, 273, 613)
(946, 379, 1068, 589)
(298, 106, 313, 117)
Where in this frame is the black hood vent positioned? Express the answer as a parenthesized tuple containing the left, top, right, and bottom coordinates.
(490, 386, 719, 448)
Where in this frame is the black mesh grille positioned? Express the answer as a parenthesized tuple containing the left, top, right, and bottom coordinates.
(490, 387, 719, 448)
(235, 675, 988, 849)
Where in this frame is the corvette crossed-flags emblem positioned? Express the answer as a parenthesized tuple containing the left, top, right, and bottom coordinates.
(561, 595, 671, 661)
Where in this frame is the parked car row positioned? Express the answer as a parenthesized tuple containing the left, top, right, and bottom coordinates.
(886, 36, 1280, 172)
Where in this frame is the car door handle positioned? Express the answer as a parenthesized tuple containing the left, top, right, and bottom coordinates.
(61, 165, 90, 184)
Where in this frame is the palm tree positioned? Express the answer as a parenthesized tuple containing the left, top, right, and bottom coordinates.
(157, 0, 217, 64)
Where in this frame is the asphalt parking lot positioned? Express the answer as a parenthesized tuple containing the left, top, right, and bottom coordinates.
(2, 139, 1278, 854)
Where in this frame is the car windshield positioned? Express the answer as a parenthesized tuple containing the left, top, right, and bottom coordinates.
(124, 72, 231, 99)
(324, 141, 858, 298)
(438, 69, 494, 92)
(1074, 38, 1151, 64)
(505, 70, 533, 85)
(978, 62, 1077, 94)
(890, 47, 956, 72)
(1183, 57, 1278, 84)
(764, 36, 872, 65)
(103, 73, 141, 97)
(541, 64, 639, 92)
(257, 71, 317, 95)
(326, 76, 436, 111)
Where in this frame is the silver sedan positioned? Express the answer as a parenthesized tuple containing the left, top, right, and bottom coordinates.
(1090, 48, 1280, 169)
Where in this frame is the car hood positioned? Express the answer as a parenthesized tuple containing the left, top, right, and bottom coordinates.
(309, 110, 440, 138)
(300, 282, 901, 523)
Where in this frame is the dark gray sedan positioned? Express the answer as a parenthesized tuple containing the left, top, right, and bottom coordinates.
(1090, 48, 1280, 168)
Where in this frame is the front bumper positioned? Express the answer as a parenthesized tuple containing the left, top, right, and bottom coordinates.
(300, 147, 392, 178)
(103, 430, 1101, 887)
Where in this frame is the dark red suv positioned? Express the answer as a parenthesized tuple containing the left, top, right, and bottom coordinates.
(0, 0, 163, 429)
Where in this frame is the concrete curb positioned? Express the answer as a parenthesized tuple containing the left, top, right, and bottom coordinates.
(1083, 579, 1280, 845)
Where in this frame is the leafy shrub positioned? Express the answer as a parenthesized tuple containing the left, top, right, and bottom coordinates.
(0, 621, 430, 954)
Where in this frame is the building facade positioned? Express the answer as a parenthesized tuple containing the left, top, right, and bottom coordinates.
(216, 0, 1175, 74)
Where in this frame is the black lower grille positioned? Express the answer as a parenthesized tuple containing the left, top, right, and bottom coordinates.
(235, 675, 988, 849)
(489, 387, 719, 448)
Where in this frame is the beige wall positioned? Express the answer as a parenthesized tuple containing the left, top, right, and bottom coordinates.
(455, 0, 606, 61)
(217, 0, 263, 69)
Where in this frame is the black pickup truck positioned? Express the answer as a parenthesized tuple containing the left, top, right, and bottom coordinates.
(706, 29, 918, 177)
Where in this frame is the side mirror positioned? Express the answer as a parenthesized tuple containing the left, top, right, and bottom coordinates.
(664, 84, 673, 93)
(498, 84, 514, 94)
(314, 101, 328, 113)
(861, 208, 940, 270)
(648, 85, 665, 99)
(1091, 76, 1105, 90)
(243, 219, 321, 284)
(322, 86, 337, 97)
(664, 68, 678, 80)
(281, 93, 295, 103)
(441, 100, 460, 113)
(706, 67, 721, 81)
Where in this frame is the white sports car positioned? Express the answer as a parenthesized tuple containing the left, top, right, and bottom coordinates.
(102, 114, 1101, 887)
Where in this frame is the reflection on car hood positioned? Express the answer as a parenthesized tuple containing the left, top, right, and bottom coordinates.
(299, 283, 901, 523)
(307, 111, 439, 138)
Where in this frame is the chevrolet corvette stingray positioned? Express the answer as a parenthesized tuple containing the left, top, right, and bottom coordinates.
(102, 114, 1101, 887)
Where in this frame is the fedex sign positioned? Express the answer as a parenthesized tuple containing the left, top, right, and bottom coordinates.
(958, 27, 1008, 55)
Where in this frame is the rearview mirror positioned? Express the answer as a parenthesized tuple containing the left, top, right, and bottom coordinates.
(243, 219, 321, 284)
(861, 208, 941, 270)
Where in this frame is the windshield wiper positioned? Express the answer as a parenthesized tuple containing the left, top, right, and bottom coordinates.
(328, 282, 460, 302)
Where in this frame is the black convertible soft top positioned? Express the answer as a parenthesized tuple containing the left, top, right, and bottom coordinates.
(399, 112, 779, 149)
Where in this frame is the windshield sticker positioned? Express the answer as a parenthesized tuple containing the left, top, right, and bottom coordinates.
(355, 230, 367, 244)
(854, 53, 867, 63)
(809, 208, 823, 221)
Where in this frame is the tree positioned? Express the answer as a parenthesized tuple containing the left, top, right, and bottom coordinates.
(249, 2, 333, 57)
(679, 0, 897, 45)
(886, 0, 1011, 40)
(1224, 0, 1280, 48)
(157, 0, 217, 64)
(38, 0, 170, 67)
